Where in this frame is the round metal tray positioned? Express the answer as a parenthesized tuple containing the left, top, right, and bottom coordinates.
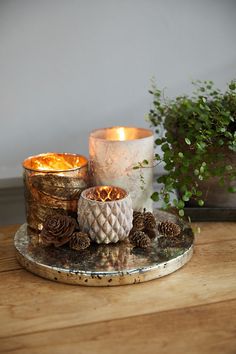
(14, 210, 194, 286)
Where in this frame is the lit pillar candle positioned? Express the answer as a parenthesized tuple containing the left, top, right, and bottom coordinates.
(89, 126, 154, 211)
(23, 152, 89, 231)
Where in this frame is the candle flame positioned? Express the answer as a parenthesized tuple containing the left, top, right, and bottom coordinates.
(117, 127, 126, 141)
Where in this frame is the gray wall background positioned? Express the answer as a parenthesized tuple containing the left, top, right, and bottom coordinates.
(1, 0, 236, 184)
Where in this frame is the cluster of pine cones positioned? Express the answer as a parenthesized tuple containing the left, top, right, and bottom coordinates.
(129, 209, 182, 249)
(40, 210, 182, 252)
(129, 209, 157, 249)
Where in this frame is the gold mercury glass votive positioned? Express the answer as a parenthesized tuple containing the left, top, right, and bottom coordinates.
(23, 152, 89, 232)
(78, 186, 133, 244)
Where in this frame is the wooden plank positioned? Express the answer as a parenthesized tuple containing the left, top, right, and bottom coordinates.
(0, 239, 235, 338)
(1, 299, 235, 354)
(193, 222, 236, 245)
(0, 225, 22, 272)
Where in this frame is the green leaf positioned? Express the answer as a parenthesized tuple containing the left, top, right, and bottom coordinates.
(196, 142, 206, 151)
(185, 191, 193, 198)
(178, 200, 185, 209)
(228, 186, 236, 193)
(173, 199, 178, 207)
(198, 200, 204, 206)
(229, 82, 236, 90)
(161, 143, 170, 152)
(142, 159, 149, 165)
(219, 127, 226, 133)
(185, 138, 191, 145)
(179, 209, 184, 217)
(182, 195, 190, 202)
(200, 166, 205, 174)
(218, 139, 224, 146)
(182, 191, 192, 201)
(151, 192, 159, 201)
(164, 194, 170, 203)
(155, 138, 163, 145)
(226, 165, 233, 171)
(178, 152, 184, 158)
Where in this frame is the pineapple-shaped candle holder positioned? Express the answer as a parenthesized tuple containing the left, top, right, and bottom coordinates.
(78, 186, 133, 244)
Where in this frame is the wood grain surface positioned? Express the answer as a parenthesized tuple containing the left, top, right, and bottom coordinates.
(0, 222, 236, 354)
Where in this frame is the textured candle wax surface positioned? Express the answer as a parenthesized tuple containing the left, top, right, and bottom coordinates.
(89, 128, 154, 212)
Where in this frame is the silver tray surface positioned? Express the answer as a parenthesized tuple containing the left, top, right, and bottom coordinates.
(14, 210, 194, 286)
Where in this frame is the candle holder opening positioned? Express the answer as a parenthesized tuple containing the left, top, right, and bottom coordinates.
(84, 186, 127, 202)
(23, 152, 88, 172)
(90, 126, 153, 141)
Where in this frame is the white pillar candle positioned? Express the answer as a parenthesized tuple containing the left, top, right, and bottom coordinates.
(89, 126, 154, 211)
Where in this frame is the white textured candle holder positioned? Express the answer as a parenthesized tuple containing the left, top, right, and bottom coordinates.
(89, 126, 154, 211)
(78, 186, 133, 244)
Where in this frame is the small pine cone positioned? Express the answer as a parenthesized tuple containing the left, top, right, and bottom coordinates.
(133, 210, 142, 219)
(144, 211, 157, 230)
(129, 230, 151, 249)
(158, 221, 181, 237)
(69, 232, 91, 251)
(132, 213, 145, 231)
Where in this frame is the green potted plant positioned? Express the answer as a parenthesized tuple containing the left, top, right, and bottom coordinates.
(146, 80, 236, 216)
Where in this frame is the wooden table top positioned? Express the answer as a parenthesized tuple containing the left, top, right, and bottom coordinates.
(0, 222, 236, 354)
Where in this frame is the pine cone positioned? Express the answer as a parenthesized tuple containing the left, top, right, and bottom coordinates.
(40, 214, 76, 247)
(132, 213, 145, 231)
(158, 221, 181, 237)
(69, 231, 91, 251)
(144, 211, 156, 230)
(129, 230, 151, 248)
(133, 210, 142, 219)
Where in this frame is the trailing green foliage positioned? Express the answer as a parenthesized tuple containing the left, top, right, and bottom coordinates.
(147, 80, 236, 216)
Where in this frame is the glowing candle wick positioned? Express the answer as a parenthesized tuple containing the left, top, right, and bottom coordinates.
(117, 127, 126, 141)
